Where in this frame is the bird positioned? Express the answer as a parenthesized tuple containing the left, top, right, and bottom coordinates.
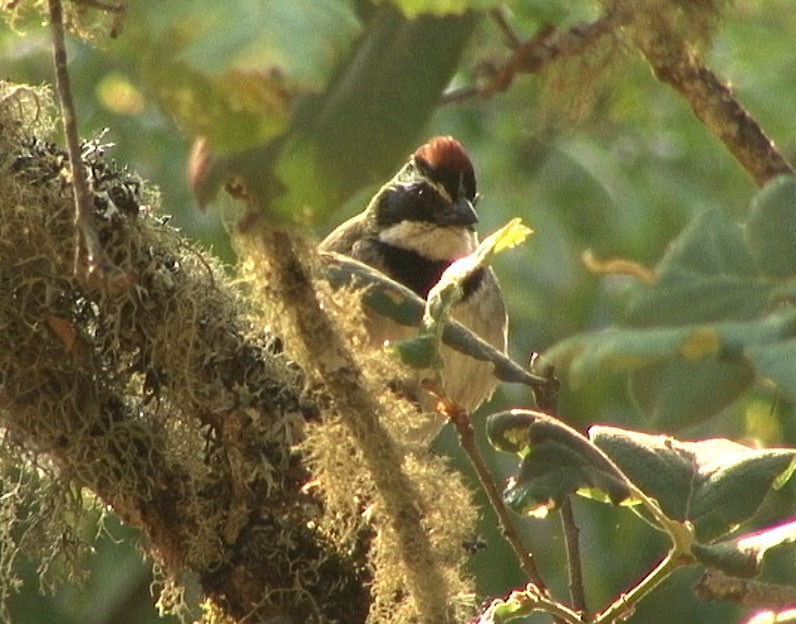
(320, 136, 508, 432)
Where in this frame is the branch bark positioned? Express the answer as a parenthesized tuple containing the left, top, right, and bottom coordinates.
(628, 11, 794, 187)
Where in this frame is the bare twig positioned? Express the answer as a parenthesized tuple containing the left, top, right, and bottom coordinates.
(443, 401, 549, 595)
(474, 584, 584, 624)
(443, 13, 624, 104)
(593, 550, 690, 624)
(560, 498, 586, 616)
(629, 15, 794, 187)
(47, 0, 114, 280)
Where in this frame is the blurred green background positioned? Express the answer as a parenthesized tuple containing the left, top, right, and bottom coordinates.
(2, 0, 795, 622)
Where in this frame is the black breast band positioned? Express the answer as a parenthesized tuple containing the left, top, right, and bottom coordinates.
(373, 241, 484, 300)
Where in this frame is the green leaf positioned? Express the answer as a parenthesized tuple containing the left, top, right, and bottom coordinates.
(272, 7, 477, 219)
(546, 310, 796, 389)
(125, 2, 476, 222)
(125, 0, 360, 153)
(385, 334, 439, 369)
(745, 338, 796, 401)
(486, 411, 632, 516)
(591, 427, 796, 542)
(544, 200, 796, 427)
(629, 359, 754, 430)
(626, 208, 766, 327)
(693, 519, 796, 578)
(746, 175, 796, 277)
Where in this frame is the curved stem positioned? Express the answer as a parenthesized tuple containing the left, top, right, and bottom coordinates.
(592, 550, 689, 624)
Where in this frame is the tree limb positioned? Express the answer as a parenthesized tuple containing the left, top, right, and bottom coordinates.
(0, 111, 365, 622)
(628, 10, 794, 187)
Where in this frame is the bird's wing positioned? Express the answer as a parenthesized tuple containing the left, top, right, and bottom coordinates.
(318, 213, 366, 255)
(320, 215, 394, 276)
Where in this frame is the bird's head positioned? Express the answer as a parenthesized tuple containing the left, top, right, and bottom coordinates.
(369, 136, 480, 261)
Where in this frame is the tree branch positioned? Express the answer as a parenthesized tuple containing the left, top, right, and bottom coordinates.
(447, 404, 548, 593)
(320, 251, 558, 400)
(443, 12, 624, 104)
(244, 225, 459, 623)
(560, 498, 586, 616)
(0, 116, 365, 622)
(628, 11, 794, 187)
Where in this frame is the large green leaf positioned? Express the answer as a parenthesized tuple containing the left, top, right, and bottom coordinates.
(147, 3, 478, 221)
(546, 310, 796, 386)
(625, 208, 766, 327)
(591, 427, 796, 542)
(746, 176, 796, 278)
(124, 0, 360, 153)
(629, 359, 754, 431)
(692, 519, 796, 578)
(745, 338, 796, 401)
(545, 177, 796, 428)
(272, 7, 477, 220)
(488, 413, 796, 545)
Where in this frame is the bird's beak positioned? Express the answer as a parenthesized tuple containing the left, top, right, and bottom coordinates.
(441, 197, 479, 227)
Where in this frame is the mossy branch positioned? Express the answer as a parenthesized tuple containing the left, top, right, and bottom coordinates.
(242, 225, 459, 624)
(0, 81, 483, 623)
(0, 88, 366, 623)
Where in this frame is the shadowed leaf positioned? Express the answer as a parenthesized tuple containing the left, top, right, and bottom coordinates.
(486, 410, 632, 516)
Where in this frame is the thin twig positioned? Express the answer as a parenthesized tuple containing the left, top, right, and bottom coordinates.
(47, 0, 112, 279)
(444, 402, 549, 594)
(475, 585, 584, 624)
(592, 550, 690, 624)
(559, 498, 586, 616)
(443, 13, 624, 104)
(320, 251, 558, 396)
(489, 7, 521, 50)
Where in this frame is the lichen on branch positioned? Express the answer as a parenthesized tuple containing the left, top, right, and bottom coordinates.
(0, 81, 365, 623)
